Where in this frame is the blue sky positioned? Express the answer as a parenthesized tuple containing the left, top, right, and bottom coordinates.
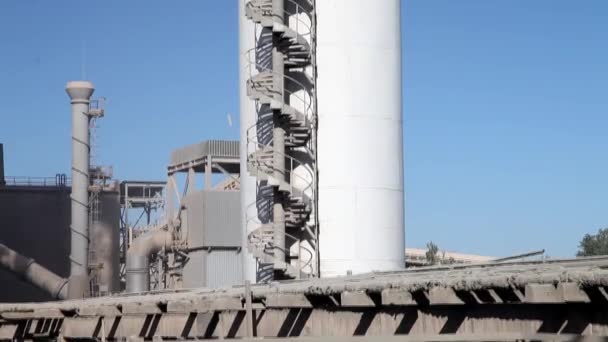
(1, 1, 606, 257)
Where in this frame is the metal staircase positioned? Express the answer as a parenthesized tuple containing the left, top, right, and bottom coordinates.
(244, 0, 318, 280)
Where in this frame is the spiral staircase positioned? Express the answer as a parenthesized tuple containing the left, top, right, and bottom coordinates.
(244, 0, 318, 280)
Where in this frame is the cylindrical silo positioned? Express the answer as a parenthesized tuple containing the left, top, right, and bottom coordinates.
(238, 0, 259, 282)
(316, 0, 405, 277)
(66, 81, 94, 287)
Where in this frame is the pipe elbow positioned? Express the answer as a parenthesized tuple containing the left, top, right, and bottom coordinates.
(127, 229, 173, 259)
(125, 228, 172, 293)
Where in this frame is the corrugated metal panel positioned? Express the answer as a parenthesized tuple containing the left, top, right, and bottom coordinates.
(170, 140, 240, 167)
(205, 250, 243, 288)
(206, 140, 240, 158)
(183, 250, 205, 288)
(202, 192, 241, 247)
(182, 190, 242, 288)
(185, 191, 241, 248)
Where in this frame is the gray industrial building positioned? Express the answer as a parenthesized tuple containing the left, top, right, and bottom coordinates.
(0, 137, 243, 302)
(0, 181, 120, 302)
(167, 140, 243, 289)
(182, 191, 242, 288)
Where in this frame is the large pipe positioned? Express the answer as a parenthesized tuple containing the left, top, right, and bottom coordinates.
(65, 81, 94, 292)
(126, 228, 172, 293)
(0, 243, 68, 300)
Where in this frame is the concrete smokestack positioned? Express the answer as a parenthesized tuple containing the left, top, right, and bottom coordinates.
(66, 81, 94, 297)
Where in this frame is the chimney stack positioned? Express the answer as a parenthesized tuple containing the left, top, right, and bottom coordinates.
(65, 81, 95, 298)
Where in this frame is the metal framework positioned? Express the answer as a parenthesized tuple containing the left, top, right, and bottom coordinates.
(245, 0, 318, 281)
(0, 175, 69, 188)
(163, 140, 241, 289)
(2, 257, 608, 340)
(119, 181, 166, 289)
(88, 98, 110, 296)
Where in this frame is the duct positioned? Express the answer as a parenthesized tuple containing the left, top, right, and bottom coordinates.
(0, 243, 68, 300)
(126, 228, 173, 293)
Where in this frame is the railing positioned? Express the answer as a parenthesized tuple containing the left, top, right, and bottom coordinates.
(88, 97, 106, 117)
(246, 137, 315, 198)
(248, 224, 316, 276)
(246, 0, 313, 37)
(245, 137, 317, 277)
(245, 48, 315, 119)
(2, 174, 70, 187)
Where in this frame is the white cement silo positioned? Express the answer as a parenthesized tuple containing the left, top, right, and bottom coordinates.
(316, 0, 405, 277)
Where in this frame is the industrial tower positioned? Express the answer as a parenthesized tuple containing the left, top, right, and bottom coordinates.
(240, 0, 404, 281)
(242, 0, 318, 280)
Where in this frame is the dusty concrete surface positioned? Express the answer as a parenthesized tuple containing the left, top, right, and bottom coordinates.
(2, 257, 608, 340)
(1, 256, 608, 312)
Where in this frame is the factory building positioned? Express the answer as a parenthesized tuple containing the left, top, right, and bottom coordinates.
(0, 142, 120, 301)
(0, 0, 406, 300)
(0, 77, 244, 301)
(3, 2, 608, 340)
(166, 140, 243, 290)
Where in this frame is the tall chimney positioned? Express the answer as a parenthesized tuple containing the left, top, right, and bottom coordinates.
(65, 81, 94, 297)
(0, 143, 5, 186)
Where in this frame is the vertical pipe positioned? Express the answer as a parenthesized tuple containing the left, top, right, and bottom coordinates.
(124, 184, 129, 279)
(272, 49, 284, 104)
(239, 0, 260, 282)
(125, 229, 172, 293)
(125, 255, 149, 293)
(272, 46, 286, 271)
(205, 156, 212, 190)
(272, 0, 284, 24)
(0, 143, 5, 186)
(65, 81, 95, 294)
(167, 175, 175, 230)
(273, 127, 286, 270)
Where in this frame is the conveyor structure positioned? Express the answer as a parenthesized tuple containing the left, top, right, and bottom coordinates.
(2, 257, 608, 340)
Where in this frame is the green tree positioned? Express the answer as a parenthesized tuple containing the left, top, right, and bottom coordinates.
(425, 241, 440, 265)
(577, 228, 608, 256)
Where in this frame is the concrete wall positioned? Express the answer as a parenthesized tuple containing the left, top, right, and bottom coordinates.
(0, 187, 119, 302)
